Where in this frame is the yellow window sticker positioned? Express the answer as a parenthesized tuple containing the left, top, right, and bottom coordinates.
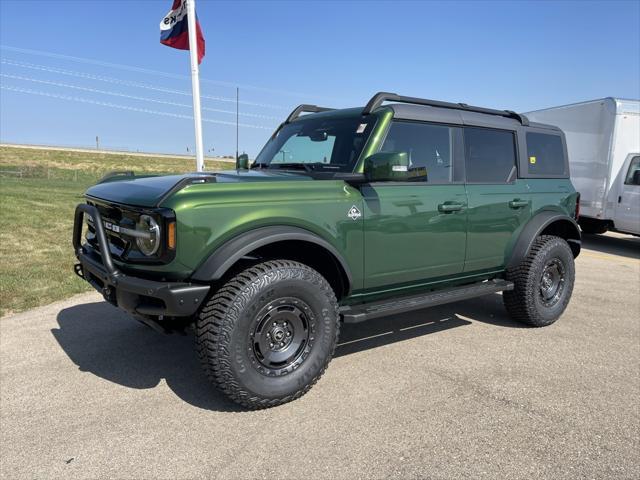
(529, 156, 537, 164)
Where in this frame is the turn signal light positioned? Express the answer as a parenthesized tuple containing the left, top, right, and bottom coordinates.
(167, 221, 176, 250)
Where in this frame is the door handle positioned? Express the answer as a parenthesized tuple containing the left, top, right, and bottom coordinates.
(438, 203, 464, 213)
(508, 199, 529, 209)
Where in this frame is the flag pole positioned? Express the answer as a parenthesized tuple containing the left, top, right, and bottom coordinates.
(236, 87, 239, 161)
(186, 0, 204, 172)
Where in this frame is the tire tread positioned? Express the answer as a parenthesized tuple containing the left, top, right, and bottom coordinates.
(503, 235, 575, 327)
(195, 260, 339, 410)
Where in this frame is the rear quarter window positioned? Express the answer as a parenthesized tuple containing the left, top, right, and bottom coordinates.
(526, 132, 566, 176)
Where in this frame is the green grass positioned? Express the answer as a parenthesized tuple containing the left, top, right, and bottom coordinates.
(0, 146, 233, 316)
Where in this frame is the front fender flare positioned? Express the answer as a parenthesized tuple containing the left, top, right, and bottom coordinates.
(507, 211, 581, 269)
(190, 225, 353, 292)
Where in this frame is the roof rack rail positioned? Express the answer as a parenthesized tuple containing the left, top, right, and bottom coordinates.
(285, 104, 335, 123)
(362, 92, 529, 126)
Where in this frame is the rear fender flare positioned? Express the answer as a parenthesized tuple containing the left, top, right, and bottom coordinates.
(507, 211, 581, 269)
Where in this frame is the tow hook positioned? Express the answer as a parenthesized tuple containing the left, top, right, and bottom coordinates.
(73, 263, 84, 280)
(102, 286, 116, 304)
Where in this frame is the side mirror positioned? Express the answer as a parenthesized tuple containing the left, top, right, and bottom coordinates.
(236, 153, 249, 170)
(364, 152, 427, 182)
(632, 170, 640, 185)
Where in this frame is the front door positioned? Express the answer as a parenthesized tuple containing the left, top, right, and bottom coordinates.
(362, 120, 467, 290)
(615, 155, 640, 235)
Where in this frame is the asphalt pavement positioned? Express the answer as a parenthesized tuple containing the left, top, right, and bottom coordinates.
(1, 232, 639, 479)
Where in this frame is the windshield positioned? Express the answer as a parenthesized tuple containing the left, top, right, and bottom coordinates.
(254, 114, 376, 172)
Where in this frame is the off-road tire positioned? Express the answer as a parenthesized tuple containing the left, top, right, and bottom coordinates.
(195, 260, 340, 409)
(503, 235, 575, 327)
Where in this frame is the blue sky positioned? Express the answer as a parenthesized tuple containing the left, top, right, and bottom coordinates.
(1, 0, 638, 157)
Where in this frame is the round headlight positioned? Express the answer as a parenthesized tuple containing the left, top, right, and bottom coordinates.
(136, 214, 160, 256)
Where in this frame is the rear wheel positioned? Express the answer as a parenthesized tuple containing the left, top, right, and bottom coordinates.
(196, 260, 339, 409)
(503, 235, 575, 327)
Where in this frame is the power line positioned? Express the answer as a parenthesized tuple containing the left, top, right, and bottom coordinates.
(0, 73, 280, 121)
(0, 85, 273, 130)
(0, 45, 317, 99)
(1, 59, 286, 110)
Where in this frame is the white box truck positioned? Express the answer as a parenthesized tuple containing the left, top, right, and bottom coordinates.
(525, 98, 640, 236)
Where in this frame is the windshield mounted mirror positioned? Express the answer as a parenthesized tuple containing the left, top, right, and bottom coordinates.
(308, 130, 329, 142)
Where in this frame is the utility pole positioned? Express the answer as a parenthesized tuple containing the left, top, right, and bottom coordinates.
(236, 86, 239, 161)
(95, 135, 99, 150)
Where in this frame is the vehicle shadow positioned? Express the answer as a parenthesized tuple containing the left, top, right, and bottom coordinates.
(52, 301, 243, 413)
(53, 294, 519, 411)
(581, 233, 640, 260)
(335, 293, 525, 356)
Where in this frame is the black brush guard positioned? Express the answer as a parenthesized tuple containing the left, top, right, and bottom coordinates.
(73, 204, 209, 317)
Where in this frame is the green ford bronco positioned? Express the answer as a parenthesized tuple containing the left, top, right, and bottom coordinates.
(73, 92, 581, 409)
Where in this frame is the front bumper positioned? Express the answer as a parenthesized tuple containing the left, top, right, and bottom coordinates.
(73, 204, 209, 317)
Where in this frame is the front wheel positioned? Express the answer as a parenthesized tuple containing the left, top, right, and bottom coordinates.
(503, 235, 575, 327)
(196, 260, 340, 409)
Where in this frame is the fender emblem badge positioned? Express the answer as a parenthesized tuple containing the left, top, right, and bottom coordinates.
(347, 205, 362, 221)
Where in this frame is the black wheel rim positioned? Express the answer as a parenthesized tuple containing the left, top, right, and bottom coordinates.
(539, 258, 566, 307)
(248, 297, 315, 376)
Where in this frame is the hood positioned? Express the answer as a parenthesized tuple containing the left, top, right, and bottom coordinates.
(85, 169, 314, 207)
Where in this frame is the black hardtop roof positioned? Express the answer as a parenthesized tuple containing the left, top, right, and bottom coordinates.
(286, 92, 561, 133)
(388, 103, 561, 132)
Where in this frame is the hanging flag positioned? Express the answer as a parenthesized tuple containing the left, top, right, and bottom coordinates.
(160, 0, 206, 64)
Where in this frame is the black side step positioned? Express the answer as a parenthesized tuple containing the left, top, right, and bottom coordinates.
(339, 279, 513, 323)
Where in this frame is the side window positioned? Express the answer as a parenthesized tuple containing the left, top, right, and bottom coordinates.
(380, 121, 454, 183)
(624, 156, 640, 185)
(464, 127, 516, 183)
(526, 132, 566, 176)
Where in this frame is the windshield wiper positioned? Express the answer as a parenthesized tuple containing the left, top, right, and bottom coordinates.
(267, 163, 313, 172)
(267, 162, 336, 172)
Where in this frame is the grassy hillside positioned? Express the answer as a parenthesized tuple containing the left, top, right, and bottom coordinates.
(0, 146, 233, 316)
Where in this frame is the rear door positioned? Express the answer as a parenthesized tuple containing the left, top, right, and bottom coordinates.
(362, 120, 467, 290)
(463, 127, 531, 272)
(615, 155, 640, 234)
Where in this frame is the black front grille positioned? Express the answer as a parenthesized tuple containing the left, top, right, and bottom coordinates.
(86, 201, 139, 261)
(83, 198, 176, 265)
